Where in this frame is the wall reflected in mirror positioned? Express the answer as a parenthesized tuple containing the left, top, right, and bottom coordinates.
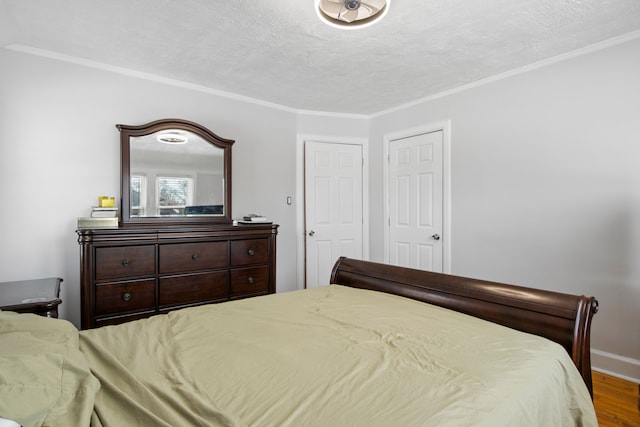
(130, 129, 225, 217)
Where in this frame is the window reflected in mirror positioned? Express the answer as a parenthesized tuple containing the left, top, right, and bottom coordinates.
(131, 174, 146, 216)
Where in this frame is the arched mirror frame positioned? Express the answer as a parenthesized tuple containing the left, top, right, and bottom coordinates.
(118, 118, 234, 226)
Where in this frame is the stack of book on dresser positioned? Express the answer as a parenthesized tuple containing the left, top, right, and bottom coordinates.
(77, 207, 119, 228)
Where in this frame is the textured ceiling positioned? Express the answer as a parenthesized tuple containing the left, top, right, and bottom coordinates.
(2, 0, 640, 115)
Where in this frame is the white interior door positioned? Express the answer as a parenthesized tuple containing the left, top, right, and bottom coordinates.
(305, 141, 363, 288)
(388, 131, 443, 271)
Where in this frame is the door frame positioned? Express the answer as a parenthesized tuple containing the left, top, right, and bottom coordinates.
(383, 120, 452, 273)
(296, 134, 369, 290)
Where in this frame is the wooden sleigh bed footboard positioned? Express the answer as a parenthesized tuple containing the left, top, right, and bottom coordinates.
(330, 257, 599, 396)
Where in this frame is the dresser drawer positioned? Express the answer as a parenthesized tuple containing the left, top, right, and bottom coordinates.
(231, 266, 269, 296)
(159, 271, 229, 307)
(159, 242, 229, 274)
(95, 245, 156, 281)
(95, 279, 156, 316)
(230, 239, 269, 266)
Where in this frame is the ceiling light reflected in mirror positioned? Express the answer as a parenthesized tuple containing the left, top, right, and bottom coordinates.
(157, 131, 189, 145)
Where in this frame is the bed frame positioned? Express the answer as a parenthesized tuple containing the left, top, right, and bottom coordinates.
(330, 257, 599, 396)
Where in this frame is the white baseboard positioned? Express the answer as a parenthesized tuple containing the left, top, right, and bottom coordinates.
(591, 348, 640, 383)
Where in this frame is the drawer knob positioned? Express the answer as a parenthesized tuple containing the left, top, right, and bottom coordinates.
(247, 276, 254, 284)
(122, 292, 132, 302)
(247, 249, 255, 256)
(122, 258, 130, 266)
(192, 254, 199, 261)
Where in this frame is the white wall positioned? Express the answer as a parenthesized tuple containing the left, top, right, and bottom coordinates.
(369, 36, 640, 381)
(0, 48, 300, 327)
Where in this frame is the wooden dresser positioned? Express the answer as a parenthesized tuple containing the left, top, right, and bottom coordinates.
(77, 224, 278, 329)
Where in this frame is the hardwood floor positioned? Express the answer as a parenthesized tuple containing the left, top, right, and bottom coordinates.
(593, 371, 640, 426)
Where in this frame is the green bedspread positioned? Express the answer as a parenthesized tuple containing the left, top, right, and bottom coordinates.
(1, 285, 598, 426)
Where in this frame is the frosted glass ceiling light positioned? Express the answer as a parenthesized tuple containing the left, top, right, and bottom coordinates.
(316, 0, 390, 29)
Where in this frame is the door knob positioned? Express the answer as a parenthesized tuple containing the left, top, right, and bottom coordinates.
(432, 234, 440, 240)
(308, 230, 315, 236)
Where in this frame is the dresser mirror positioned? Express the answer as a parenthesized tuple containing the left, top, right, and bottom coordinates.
(118, 119, 234, 225)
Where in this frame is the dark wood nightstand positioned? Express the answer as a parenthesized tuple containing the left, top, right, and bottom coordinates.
(0, 277, 62, 318)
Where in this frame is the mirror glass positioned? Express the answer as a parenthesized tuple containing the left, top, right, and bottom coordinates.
(130, 131, 224, 217)
(119, 119, 233, 225)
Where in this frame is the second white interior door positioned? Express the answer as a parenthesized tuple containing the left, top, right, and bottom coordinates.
(388, 130, 444, 272)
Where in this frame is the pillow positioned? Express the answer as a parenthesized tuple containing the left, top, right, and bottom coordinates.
(0, 312, 100, 427)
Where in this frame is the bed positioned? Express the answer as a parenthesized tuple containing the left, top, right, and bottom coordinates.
(0, 257, 599, 427)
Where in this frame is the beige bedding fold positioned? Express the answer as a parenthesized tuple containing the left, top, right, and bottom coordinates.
(0, 312, 99, 427)
(79, 315, 242, 427)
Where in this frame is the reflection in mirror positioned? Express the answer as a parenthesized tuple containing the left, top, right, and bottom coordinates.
(118, 119, 234, 225)
(130, 131, 224, 217)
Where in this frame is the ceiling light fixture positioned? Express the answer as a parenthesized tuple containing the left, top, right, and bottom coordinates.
(316, 0, 390, 30)
(157, 131, 189, 145)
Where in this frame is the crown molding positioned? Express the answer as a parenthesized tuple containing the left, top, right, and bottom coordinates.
(3, 44, 298, 114)
(371, 29, 640, 118)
